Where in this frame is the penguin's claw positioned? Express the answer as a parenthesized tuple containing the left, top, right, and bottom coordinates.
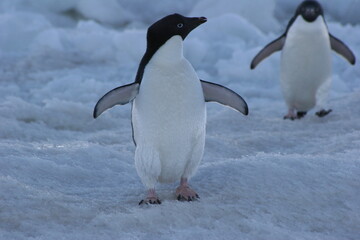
(176, 194, 199, 202)
(139, 197, 161, 205)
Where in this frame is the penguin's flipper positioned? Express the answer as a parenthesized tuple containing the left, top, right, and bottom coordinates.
(250, 35, 286, 69)
(201, 80, 248, 115)
(330, 34, 356, 65)
(93, 83, 139, 118)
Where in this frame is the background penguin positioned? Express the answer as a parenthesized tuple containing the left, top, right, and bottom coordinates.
(93, 13, 248, 204)
(250, 0, 356, 120)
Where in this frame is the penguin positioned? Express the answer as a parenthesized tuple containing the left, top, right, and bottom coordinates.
(250, 0, 356, 120)
(93, 13, 248, 205)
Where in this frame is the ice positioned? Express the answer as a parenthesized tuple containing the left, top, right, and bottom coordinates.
(0, 0, 359, 239)
(0, 12, 51, 54)
(29, 0, 77, 13)
(76, 0, 133, 26)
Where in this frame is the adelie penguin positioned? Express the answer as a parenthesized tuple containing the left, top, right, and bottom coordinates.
(250, 0, 356, 120)
(93, 14, 248, 204)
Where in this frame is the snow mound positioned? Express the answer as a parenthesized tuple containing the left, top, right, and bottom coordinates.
(76, 0, 134, 26)
(0, 12, 51, 54)
(191, 0, 280, 33)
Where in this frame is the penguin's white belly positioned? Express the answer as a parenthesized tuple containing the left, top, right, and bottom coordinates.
(281, 17, 332, 111)
(132, 59, 206, 183)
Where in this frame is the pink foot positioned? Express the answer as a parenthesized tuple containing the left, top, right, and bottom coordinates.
(176, 178, 200, 202)
(284, 108, 297, 120)
(139, 189, 161, 205)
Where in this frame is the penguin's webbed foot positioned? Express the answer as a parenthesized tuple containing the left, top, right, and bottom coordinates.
(176, 186, 200, 202)
(176, 178, 199, 202)
(139, 188, 161, 205)
(284, 109, 307, 120)
(316, 109, 332, 118)
(297, 111, 307, 119)
(284, 109, 297, 120)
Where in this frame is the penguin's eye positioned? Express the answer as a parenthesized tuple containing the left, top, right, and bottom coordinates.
(177, 23, 184, 28)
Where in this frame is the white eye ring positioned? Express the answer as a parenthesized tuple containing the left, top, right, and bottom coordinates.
(177, 23, 184, 28)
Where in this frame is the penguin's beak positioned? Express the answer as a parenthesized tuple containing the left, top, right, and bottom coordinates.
(180, 16, 207, 40)
(187, 16, 207, 29)
(198, 17, 207, 24)
(306, 8, 316, 18)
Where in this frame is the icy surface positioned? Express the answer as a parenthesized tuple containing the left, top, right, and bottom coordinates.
(0, 1, 359, 239)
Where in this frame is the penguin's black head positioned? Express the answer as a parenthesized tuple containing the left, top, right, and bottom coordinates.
(296, 0, 323, 22)
(147, 13, 207, 49)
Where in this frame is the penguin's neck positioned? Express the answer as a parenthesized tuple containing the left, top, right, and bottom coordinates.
(289, 16, 328, 35)
(149, 36, 184, 65)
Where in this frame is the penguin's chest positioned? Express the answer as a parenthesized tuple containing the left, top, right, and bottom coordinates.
(133, 59, 206, 143)
(281, 17, 332, 107)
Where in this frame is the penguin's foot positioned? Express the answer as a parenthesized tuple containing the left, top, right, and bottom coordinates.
(176, 186, 199, 201)
(284, 109, 308, 120)
(283, 109, 297, 120)
(316, 109, 332, 118)
(176, 178, 200, 202)
(139, 189, 161, 205)
(297, 111, 307, 119)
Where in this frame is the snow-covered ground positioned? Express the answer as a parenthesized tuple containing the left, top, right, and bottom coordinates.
(1, 0, 359, 239)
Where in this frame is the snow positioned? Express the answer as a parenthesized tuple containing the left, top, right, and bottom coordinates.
(0, 0, 359, 239)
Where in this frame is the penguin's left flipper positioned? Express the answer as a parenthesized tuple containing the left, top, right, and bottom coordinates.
(250, 35, 286, 69)
(201, 80, 248, 115)
(93, 83, 140, 118)
(330, 34, 356, 65)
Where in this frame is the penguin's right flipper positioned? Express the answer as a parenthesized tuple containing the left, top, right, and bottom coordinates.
(201, 80, 248, 115)
(250, 35, 286, 69)
(330, 34, 356, 65)
(93, 83, 139, 118)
